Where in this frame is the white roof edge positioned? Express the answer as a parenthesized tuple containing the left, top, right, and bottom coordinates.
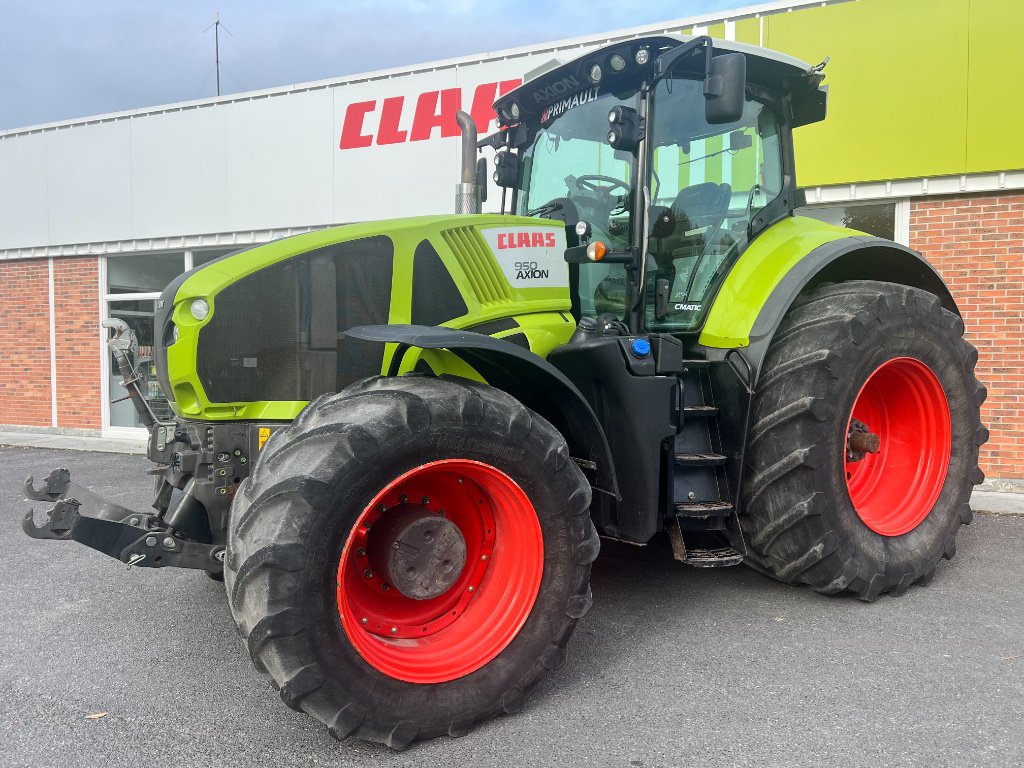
(0, 0, 849, 138)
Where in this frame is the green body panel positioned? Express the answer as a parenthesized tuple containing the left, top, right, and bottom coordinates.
(165, 214, 573, 421)
(688, 0, 1024, 186)
(698, 216, 859, 349)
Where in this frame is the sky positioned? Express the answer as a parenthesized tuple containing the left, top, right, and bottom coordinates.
(0, 0, 744, 131)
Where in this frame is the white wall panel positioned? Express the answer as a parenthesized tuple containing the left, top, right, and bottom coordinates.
(331, 69, 460, 223)
(131, 106, 228, 239)
(0, 132, 49, 248)
(225, 89, 335, 232)
(44, 121, 133, 244)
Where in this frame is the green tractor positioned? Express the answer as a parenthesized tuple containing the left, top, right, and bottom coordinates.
(24, 35, 986, 748)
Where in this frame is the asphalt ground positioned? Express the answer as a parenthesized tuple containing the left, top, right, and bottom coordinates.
(2, 446, 1022, 768)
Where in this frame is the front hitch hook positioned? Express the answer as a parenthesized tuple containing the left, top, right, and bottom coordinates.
(23, 468, 71, 502)
(22, 498, 81, 540)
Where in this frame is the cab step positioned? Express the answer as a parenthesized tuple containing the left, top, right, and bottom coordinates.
(682, 405, 719, 417)
(678, 546, 744, 568)
(674, 500, 733, 516)
(675, 451, 727, 467)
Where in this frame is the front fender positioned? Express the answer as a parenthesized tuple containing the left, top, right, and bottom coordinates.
(344, 324, 618, 499)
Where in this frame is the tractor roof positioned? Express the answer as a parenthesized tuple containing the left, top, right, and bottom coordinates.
(494, 34, 827, 130)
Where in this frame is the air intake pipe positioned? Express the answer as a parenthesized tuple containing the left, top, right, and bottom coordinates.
(455, 110, 481, 214)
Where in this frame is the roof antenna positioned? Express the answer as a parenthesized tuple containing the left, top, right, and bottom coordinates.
(202, 13, 234, 96)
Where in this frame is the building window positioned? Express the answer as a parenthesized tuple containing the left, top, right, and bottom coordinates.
(192, 247, 238, 268)
(104, 251, 185, 430)
(799, 202, 896, 240)
(107, 251, 185, 294)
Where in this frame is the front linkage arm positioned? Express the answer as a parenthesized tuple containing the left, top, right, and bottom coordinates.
(23, 468, 225, 571)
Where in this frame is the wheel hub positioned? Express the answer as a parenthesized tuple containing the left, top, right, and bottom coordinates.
(846, 419, 881, 462)
(368, 505, 467, 600)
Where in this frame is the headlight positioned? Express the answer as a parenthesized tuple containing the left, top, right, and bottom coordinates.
(635, 48, 650, 65)
(190, 298, 210, 321)
(508, 101, 520, 120)
(171, 323, 179, 344)
(609, 54, 626, 72)
(589, 63, 602, 83)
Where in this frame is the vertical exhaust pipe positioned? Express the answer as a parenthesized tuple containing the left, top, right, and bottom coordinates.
(455, 110, 480, 214)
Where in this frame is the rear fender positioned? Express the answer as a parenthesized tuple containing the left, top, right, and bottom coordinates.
(702, 231, 959, 383)
(344, 324, 618, 498)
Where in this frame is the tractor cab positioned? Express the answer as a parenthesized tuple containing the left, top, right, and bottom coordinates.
(483, 34, 825, 334)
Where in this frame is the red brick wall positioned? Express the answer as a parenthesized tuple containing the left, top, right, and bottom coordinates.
(53, 257, 101, 430)
(0, 258, 52, 427)
(910, 193, 1024, 480)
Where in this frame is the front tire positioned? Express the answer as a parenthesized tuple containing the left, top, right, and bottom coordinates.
(224, 375, 598, 748)
(741, 281, 987, 600)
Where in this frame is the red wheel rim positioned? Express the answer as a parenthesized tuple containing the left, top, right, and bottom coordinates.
(336, 459, 543, 684)
(844, 357, 951, 536)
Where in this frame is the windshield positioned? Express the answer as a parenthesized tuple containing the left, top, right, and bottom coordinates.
(646, 77, 783, 331)
(517, 88, 639, 320)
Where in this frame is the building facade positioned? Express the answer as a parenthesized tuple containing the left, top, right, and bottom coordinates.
(1, 0, 1022, 481)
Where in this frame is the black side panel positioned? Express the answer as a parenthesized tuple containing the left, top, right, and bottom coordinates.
(194, 236, 394, 403)
(547, 338, 677, 543)
(411, 240, 468, 326)
(335, 237, 394, 389)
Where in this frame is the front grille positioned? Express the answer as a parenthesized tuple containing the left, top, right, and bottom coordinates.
(197, 262, 300, 403)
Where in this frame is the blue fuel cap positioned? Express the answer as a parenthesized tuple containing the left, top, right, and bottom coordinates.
(630, 338, 651, 358)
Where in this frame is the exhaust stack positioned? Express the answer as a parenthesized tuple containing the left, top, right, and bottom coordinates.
(455, 110, 481, 214)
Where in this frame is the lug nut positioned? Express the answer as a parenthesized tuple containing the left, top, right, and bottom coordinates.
(357, 547, 366, 557)
(421, 496, 430, 505)
(360, 617, 368, 625)
(163, 536, 176, 549)
(390, 626, 398, 635)
(468, 586, 475, 593)
(145, 536, 157, 547)
(129, 517, 139, 526)
(481, 554, 488, 562)
(381, 583, 391, 592)
(364, 569, 374, 579)
(399, 494, 408, 504)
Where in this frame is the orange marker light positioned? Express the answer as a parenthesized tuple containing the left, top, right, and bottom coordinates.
(586, 241, 607, 261)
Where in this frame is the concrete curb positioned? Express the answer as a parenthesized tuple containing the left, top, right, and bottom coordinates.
(0, 431, 146, 455)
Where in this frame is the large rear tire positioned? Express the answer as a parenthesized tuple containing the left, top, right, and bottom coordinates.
(224, 375, 597, 748)
(741, 281, 987, 600)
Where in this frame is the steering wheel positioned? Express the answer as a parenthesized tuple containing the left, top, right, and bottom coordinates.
(571, 175, 630, 196)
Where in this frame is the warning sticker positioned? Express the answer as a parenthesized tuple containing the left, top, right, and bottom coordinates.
(258, 427, 271, 450)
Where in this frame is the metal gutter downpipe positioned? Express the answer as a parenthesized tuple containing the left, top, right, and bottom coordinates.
(455, 110, 481, 214)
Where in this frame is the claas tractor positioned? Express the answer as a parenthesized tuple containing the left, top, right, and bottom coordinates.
(23, 34, 987, 749)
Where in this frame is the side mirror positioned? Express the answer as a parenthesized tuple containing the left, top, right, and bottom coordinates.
(492, 150, 520, 188)
(704, 53, 746, 125)
(476, 157, 489, 203)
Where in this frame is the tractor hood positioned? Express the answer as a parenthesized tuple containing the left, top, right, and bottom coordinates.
(154, 215, 572, 422)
